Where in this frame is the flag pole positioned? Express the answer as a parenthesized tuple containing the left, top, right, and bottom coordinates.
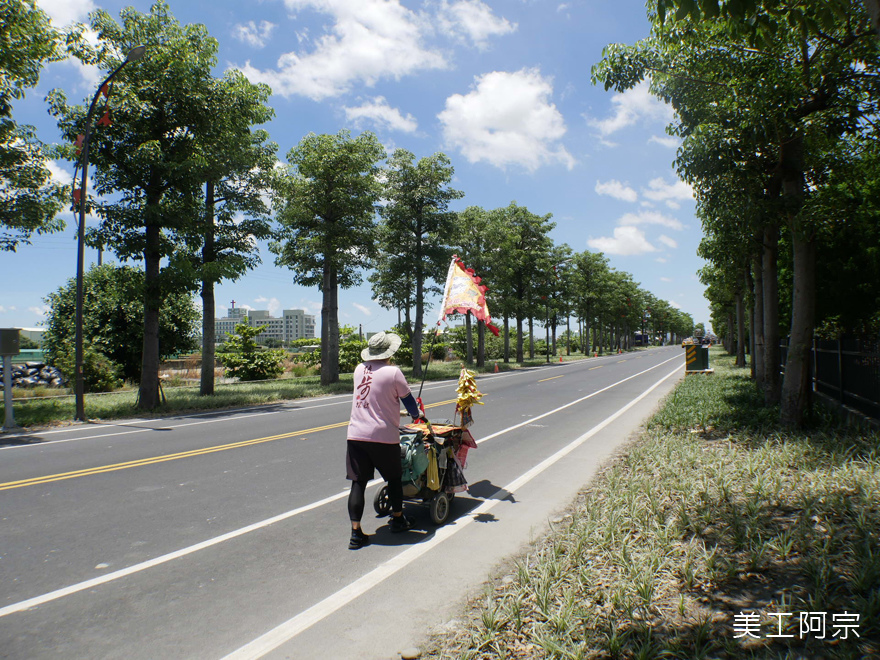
(417, 321, 441, 401)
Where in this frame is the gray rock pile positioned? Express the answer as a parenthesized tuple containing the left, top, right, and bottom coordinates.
(0, 362, 66, 389)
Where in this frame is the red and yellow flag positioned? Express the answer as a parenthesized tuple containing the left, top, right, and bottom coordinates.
(438, 256, 500, 336)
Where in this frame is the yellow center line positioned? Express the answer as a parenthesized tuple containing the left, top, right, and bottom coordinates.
(0, 398, 459, 491)
(537, 375, 565, 383)
(617, 360, 626, 363)
(589, 365, 603, 370)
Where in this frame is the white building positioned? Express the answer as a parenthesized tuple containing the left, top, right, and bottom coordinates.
(214, 305, 315, 344)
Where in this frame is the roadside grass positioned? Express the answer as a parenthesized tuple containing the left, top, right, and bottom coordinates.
(2, 356, 584, 428)
(424, 351, 880, 659)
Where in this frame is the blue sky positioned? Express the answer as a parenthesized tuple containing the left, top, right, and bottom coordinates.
(3, 0, 711, 336)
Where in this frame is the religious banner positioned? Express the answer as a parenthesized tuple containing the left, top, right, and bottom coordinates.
(438, 256, 500, 336)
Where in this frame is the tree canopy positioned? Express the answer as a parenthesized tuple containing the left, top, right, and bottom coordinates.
(0, 0, 67, 251)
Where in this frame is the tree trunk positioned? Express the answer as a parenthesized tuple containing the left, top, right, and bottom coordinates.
(321, 261, 340, 386)
(735, 289, 746, 367)
(137, 215, 162, 411)
(780, 236, 816, 427)
(763, 224, 781, 404)
(200, 180, 216, 397)
(551, 316, 557, 356)
(503, 315, 510, 363)
(516, 314, 524, 363)
(412, 255, 425, 378)
(752, 248, 765, 387)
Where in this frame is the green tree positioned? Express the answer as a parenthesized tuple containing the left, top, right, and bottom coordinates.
(216, 322, 285, 381)
(187, 70, 277, 396)
(450, 206, 503, 367)
(0, 0, 67, 251)
(375, 149, 463, 377)
(271, 130, 385, 386)
(52, 341, 121, 393)
(42, 264, 199, 382)
(494, 202, 555, 362)
(593, 1, 880, 426)
(49, 1, 222, 410)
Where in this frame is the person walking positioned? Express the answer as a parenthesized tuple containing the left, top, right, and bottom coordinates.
(346, 331, 424, 549)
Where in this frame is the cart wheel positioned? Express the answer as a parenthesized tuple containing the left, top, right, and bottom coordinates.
(373, 485, 391, 516)
(429, 492, 451, 525)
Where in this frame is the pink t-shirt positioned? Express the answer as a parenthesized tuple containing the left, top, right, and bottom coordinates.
(347, 360, 413, 444)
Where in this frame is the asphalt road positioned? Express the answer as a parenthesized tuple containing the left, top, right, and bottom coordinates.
(0, 346, 685, 659)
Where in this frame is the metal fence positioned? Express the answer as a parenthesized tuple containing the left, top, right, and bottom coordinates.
(781, 336, 880, 421)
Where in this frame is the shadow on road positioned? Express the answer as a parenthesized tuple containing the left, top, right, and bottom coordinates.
(0, 434, 48, 448)
(367, 488, 509, 547)
(466, 479, 516, 503)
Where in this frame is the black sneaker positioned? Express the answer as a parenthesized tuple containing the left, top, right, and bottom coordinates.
(390, 514, 414, 533)
(349, 528, 370, 549)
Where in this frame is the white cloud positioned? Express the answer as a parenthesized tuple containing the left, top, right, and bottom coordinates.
(618, 210, 684, 231)
(344, 96, 417, 133)
(50, 27, 102, 90)
(587, 81, 673, 138)
(656, 257, 667, 263)
(301, 301, 323, 318)
(38, 0, 94, 26)
(241, 0, 446, 100)
(587, 227, 657, 256)
(0, 306, 5, 313)
(232, 20, 277, 48)
(47, 160, 72, 186)
(254, 296, 282, 316)
(28, 306, 49, 317)
(669, 299, 682, 309)
(595, 179, 637, 202)
(353, 302, 372, 316)
(657, 234, 678, 249)
(436, 0, 516, 49)
(642, 177, 693, 203)
(649, 135, 679, 148)
(660, 277, 672, 282)
(438, 68, 574, 172)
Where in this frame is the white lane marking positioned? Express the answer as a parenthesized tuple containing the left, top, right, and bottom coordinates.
(0, 479, 383, 618)
(0, 352, 682, 617)
(475, 353, 681, 446)
(222, 365, 683, 659)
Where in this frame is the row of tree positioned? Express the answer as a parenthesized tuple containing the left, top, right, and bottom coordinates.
(593, 0, 880, 427)
(3, 0, 692, 414)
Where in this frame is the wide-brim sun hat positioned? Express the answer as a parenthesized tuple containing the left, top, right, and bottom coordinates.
(361, 331, 403, 361)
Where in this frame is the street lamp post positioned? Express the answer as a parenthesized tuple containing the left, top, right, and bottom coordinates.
(74, 45, 146, 421)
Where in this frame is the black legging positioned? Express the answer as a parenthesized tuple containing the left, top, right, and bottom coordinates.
(348, 479, 403, 522)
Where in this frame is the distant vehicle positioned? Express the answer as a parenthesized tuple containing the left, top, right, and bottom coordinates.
(682, 337, 695, 347)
